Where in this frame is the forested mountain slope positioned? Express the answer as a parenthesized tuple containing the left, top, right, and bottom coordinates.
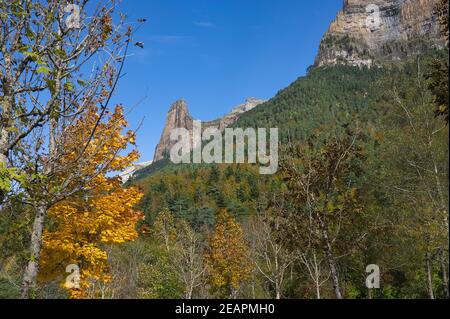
(132, 64, 385, 182)
(128, 49, 448, 299)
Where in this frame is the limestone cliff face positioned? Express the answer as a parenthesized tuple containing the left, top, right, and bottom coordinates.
(153, 98, 265, 162)
(202, 97, 266, 131)
(153, 99, 194, 162)
(315, 0, 445, 67)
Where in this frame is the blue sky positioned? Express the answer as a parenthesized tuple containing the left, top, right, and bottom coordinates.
(111, 0, 342, 162)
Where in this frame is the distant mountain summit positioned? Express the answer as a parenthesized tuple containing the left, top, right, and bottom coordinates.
(153, 98, 265, 162)
(315, 0, 446, 67)
(152, 99, 194, 162)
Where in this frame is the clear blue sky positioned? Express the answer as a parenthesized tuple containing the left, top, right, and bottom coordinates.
(111, 0, 342, 162)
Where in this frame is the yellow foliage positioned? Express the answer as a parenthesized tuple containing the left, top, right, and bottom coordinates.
(204, 210, 251, 297)
(38, 106, 143, 298)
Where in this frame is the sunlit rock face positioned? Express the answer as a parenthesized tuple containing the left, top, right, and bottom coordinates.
(153, 98, 265, 162)
(153, 99, 194, 162)
(315, 0, 445, 67)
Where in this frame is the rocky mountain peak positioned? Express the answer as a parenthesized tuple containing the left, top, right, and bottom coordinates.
(153, 98, 265, 162)
(315, 0, 445, 67)
(231, 97, 265, 114)
(169, 99, 189, 113)
(153, 99, 194, 162)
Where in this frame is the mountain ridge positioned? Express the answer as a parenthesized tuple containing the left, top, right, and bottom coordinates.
(152, 98, 265, 162)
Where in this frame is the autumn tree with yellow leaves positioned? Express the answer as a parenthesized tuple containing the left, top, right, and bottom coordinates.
(0, 0, 146, 298)
(205, 210, 251, 299)
(35, 106, 143, 298)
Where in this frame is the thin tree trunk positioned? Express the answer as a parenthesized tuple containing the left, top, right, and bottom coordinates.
(316, 282, 321, 299)
(0, 51, 13, 168)
(21, 204, 47, 298)
(274, 244, 281, 299)
(326, 249, 342, 299)
(425, 251, 435, 299)
(313, 252, 321, 299)
(318, 215, 342, 299)
(440, 249, 449, 299)
(186, 278, 193, 299)
(21, 76, 60, 298)
(0, 50, 11, 159)
(275, 281, 281, 300)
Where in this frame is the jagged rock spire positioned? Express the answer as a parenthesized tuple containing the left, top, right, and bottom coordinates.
(153, 99, 194, 162)
(153, 98, 265, 162)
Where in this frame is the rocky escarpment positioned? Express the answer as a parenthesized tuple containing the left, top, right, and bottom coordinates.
(153, 99, 194, 162)
(153, 98, 265, 162)
(315, 0, 446, 67)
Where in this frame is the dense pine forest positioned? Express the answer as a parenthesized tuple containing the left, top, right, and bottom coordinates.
(0, 0, 449, 300)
